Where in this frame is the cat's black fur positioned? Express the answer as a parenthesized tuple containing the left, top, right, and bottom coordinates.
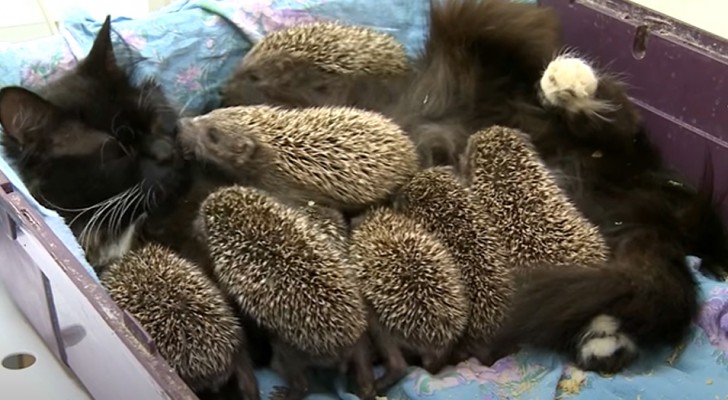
(0, 16, 188, 269)
(221, 0, 728, 373)
(0, 16, 268, 399)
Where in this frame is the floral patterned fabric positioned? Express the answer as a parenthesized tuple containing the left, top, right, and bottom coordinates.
(1, 1, 728, 399)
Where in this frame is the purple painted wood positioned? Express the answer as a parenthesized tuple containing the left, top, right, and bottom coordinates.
(0, 171, 196, 400)
(539, 0, 728, 215)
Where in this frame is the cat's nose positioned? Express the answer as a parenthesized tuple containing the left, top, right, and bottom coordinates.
(146, 137, 175, 163)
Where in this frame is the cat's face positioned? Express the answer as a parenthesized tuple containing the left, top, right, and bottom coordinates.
(221, 53, 338, 108)
(0, 17, 188, 268)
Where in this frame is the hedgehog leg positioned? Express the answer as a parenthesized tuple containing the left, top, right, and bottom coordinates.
(421, 347, 453, 375)
(370, 328, 409, 393)
(449, 337, 515, 367)
(349, 336, 376, 400)
(234, 346, 261, 400)
(270, 342, 310, 400)
(468, 341, 515, 367)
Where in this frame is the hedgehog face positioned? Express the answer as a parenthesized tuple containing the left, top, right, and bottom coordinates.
(221, 53, 342, 109)
(177, 116, 258, 175)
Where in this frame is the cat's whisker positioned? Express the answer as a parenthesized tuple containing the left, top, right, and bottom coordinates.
(109, 184, 141, 237)
(151, 190, 159, 210)
(128, 188, 147, 229)
(79, 197, 115, 248)
(110, 111, 122, 136)
(118, 140, 133, 158)
(178, 95, 197, 117)
(106, 188, 128, 237)
(114, 185, 143, 236)
(98, 137, 116, 167)
(137, 180, 149, 212)
(41, 189, 133, 234)
(77, 184, 139, 250)
(37, 193, 90, 213)
(94, 187, 133, 240)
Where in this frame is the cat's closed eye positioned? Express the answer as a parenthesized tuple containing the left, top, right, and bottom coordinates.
(112, 124, 138, 143)
(99, 137, 131, 160)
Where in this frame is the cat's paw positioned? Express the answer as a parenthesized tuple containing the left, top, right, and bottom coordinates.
(576, 315, 638, 373)
(539, 56, 599, 113)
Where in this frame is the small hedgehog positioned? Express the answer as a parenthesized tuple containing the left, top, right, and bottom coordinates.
(463, 126, 609, 271)
(199, 185, 375, 399)
(350, 207, 469, 381)
(222, 21, 410, 108)
(100, 244, 260, 400)
(179, 105, 419, 211)
(296, 200, 350, 250)
(394, 167, 512, 364)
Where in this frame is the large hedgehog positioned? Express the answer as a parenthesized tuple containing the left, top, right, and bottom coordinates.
(394, 167, 512, 364)
(99, 244, 259, 400)
(178, 105, 419, 211)
(463, 125, 609, 271)
(199, 185, 375, 399)
(350, 207, 469, 379)
(222, 21, 410, 108)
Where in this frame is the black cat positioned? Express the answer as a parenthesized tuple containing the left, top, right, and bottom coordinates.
(0, 16, 188, 269)
(404, 0, 728, 373)
(220, 0, 728, 373)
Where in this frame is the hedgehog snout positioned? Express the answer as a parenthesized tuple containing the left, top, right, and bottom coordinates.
(177, 118, 205, 159)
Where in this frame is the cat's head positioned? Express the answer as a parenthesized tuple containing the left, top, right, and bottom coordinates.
(0, 16, 188, 268)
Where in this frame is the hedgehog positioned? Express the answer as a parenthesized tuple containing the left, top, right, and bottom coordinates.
(178, 105, 419, 211)
(221, 21, 410, 108)
(296, 200, 350, 251)
(350, 207, 469, 381)
(393, 167, 512, 364)
(462, 125, 609, 272)
(199, 185, 375, 399)
(99, 244, 260, 400)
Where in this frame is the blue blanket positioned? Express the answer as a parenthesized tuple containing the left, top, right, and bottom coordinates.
(1, 1, 727, 399)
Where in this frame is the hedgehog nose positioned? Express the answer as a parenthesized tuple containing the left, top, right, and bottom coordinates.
(146, 136, 175, 163)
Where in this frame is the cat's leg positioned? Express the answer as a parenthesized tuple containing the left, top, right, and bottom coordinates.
(539, 55, 601, 115)
(538, 53, 642, 148)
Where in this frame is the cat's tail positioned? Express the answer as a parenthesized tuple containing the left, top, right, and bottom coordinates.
(489, 254, 699, 373)
(424, 0, 560, 84)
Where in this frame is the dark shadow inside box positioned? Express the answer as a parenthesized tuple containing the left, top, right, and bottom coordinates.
(540, 0, 728, 219)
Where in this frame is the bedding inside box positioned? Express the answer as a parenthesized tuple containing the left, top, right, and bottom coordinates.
(2, 1, 728, 400)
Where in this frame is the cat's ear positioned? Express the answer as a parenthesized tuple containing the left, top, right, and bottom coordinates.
(0, 86, 60, 144)
(79, 15, 121, 77)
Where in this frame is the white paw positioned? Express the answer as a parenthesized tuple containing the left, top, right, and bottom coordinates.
(540, 56, 599, 112)
(587, 314, 619, 336)
(578, 315, 637, 363)
(579, 334, 636, 361)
